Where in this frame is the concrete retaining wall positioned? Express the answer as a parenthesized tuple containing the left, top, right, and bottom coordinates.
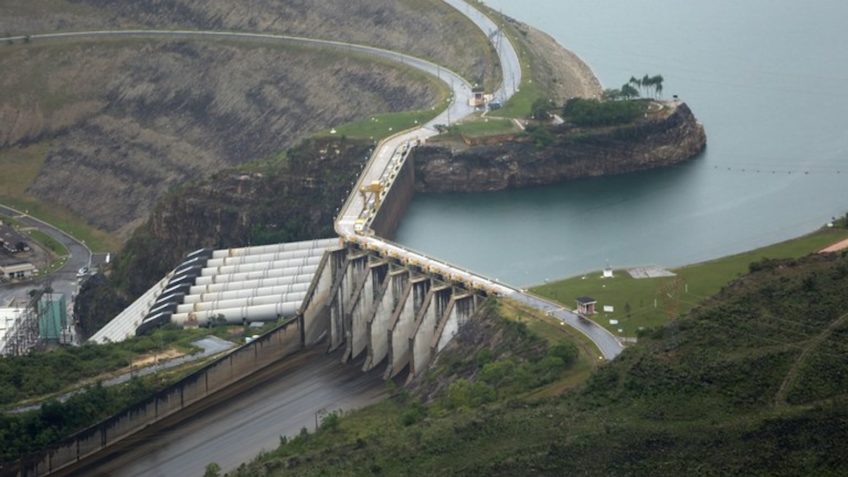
(9, 318, 304, 477)
(369, 154, 415, 239)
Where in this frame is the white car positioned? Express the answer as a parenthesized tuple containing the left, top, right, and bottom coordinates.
(76, 267, 89, 278)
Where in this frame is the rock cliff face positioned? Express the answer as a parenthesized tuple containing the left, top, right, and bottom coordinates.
(413, 102, 706, 192)
(110, 137, 369, 297)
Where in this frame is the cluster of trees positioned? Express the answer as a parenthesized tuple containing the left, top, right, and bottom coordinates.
(603, 74, 665, 101)
(0, 378, 155, 462)
(562, 98, 646, 127)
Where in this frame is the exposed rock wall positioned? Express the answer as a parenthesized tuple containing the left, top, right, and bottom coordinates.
(413, 102, 706, 192)
(110, 137, 370, 297)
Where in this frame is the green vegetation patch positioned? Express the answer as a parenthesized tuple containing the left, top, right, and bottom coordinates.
(0, 326, 240, 409)
(532, 225, 848, 336)
(316, 109, 442, 141)
(562, 98, 648, 127)
(26, 229, 67, 257)
(441, 117, 520, 139)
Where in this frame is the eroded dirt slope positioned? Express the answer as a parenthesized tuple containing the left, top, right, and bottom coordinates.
(0, 0, 498, 86)
(0, 40, 440, 238)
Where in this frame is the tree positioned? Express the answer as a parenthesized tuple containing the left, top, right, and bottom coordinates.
(629, 76, 641, 94)
(652, 74, 664, 98)
(642, 74, 652, 96)
(530, 97, 552, 121)
(204, 463, 221, 477)
(620, 83, 639, 100)
(602, 88, 623, 101)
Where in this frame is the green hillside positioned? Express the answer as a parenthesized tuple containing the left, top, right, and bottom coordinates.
(230, 251, 848, 476)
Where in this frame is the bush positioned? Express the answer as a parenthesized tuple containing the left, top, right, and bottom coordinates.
(445, 379, 496, 409)
(204, 463, 221, 477)
(524, 124, 554, 149)
(547, 342, 579, 367)
(321, 410, 341, 431)
(562, 98, 646, 127)
(530, 98, 552, 120)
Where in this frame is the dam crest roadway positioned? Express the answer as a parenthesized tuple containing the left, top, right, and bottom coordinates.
(3, 1, 622, 475)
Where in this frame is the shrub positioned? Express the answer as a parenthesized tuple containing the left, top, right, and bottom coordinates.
(547, 342, 579, 367)
(562, 98, 646, 127)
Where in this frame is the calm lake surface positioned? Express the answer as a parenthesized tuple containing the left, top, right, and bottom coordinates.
(395, 0, 848, 286)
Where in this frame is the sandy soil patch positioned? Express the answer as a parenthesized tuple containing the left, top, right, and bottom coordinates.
(820, 237, 848, 253)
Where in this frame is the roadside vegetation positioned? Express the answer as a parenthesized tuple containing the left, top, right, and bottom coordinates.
(532, 223, 848, 336)
(230, 251, 848, 476)
(25, 230, 66, 257)
(0, 326, 229, 409)
(0, 376, 157, 463)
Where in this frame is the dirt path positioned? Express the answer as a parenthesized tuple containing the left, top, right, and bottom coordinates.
(774, 311, 848, 407)
(820, 237, 848, 253)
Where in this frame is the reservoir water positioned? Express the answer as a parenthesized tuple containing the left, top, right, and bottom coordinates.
(395, 0, 848, 286)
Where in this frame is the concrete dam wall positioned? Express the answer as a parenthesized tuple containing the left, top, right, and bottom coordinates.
(316, 246, 483, 382)
(369, 150, 415, 239)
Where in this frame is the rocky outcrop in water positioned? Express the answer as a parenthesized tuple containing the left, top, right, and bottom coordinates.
(413, 101, 706, 192)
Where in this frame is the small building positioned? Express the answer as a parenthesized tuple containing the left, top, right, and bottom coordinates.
(0, 260, 36, 279)
(38, 293, 67, 342)
(469, 86, 494, 108)
(576, 296, 597, 315)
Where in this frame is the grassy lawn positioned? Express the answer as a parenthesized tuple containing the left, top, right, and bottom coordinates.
(531, 225, 848, 337)
(497, 80, 544, 119)
(315, 108, 444, 142)
(437, 116, 521, 141)
(473, 5, 543, 119)
(27, 229, 67, 257)
(442, 117, 519, 139)
(27, 228, 70, 274)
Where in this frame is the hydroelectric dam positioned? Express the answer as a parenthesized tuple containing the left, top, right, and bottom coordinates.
(4, 1, 623, 475)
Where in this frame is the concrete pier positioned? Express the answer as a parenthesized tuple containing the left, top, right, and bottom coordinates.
(301, 244, 483, 379)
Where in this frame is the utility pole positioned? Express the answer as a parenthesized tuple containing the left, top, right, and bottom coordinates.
(447, 78, 453, 125)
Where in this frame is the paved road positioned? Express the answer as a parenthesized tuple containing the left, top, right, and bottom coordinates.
(66, 347, 387, 477)
(442, 0, 521, 101)
(0, 204, 91, 308)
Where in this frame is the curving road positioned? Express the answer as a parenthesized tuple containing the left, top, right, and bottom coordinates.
(0, 203, 91, 310)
